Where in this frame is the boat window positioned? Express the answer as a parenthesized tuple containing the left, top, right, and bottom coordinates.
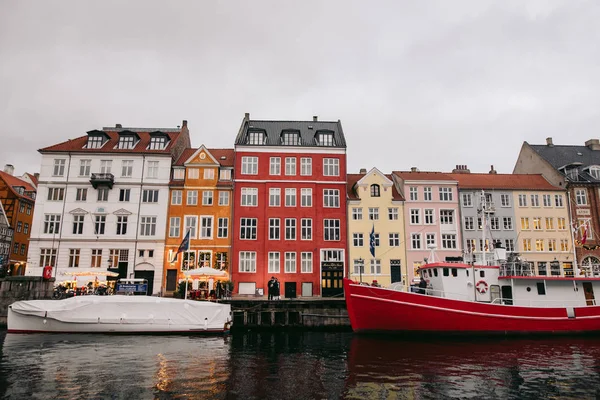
(443, 268, 449, 276)
(433, 268, 438, 277)
(466, 269, 469, 277)
(452, 268, 458, 277)
(537, 282, 546, 295)
(479, 270, 485, 278)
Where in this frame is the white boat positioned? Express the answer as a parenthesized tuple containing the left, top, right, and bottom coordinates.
(7, 296, 233, 334)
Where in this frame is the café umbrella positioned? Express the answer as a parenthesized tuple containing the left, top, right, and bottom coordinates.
(183, 267, 227, 299)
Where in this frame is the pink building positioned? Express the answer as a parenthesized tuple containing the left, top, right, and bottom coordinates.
(392, 171, 462, 281)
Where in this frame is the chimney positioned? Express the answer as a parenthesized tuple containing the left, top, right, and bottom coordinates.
(115, 124, 122, 128)
(359, 168, 367, 174)
(410, 167, 419, 172)
(585, 139, 600, 151)
(244, 112, 250, 120)
(489, 165, 497, 174)
(3, 164, 14, 176)
(546, 137, 553, 146)
(34, 173, 40, 180)
(182, 120, 188, 128)
(451, 164, 470, 174)
(313, 116, 318, 121)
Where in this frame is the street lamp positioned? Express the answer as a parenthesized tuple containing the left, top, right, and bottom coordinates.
(358, 257, 364, 283)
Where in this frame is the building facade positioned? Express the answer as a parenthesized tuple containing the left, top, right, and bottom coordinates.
(347, 168, 407, 286)
(163, 146, 234, 295)
(0, 201, 14, 275)
(26, 122, 190, 294)
(392, 170, 462, 282)
(0, 165, 36, 275)
(231, 114, 348, 298)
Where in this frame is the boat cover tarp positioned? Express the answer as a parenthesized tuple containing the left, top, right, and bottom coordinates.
(10, 296, 231, 328)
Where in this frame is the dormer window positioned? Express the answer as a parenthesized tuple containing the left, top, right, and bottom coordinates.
(87, 135, 104, 149)
(148, 133, 168, 150)
(589, 166, 600, 179)
(281, 130, 301, 146)
(117, 134, 136, 149)
(316, 131, 335, 146)
(370, 184, 380, 197)
(247, 130, 265, 145)
(14, 186, 24, 195)
(566, 167, 579, 181)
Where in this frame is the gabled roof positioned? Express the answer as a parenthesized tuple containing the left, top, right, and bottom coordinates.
(347, 172, 404, 201)
(0, 170, 36, 200)
(174, 148, 234, 167)
(25, 173, 38, 187)
(392, 171, 456, 182)
(529, 142, 600, 182)
(235, 117, 346, 148)
(447, 173, 561, 191)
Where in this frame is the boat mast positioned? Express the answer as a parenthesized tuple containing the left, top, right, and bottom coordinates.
(480, 190, 487, 266)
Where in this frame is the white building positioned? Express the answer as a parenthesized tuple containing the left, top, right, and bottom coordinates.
(26, 122, 191, 295)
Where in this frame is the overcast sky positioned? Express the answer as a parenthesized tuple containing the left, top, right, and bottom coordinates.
(2, 0, 600, 177)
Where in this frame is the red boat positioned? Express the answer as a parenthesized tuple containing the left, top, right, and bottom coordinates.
(344, 261, 600, 335)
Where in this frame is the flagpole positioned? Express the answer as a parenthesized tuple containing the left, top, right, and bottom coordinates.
(184, 229, 190, 300)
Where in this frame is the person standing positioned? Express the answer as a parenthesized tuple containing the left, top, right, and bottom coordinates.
(268, 276, 275, 300)
(418, 276, 428, 295)
(274, 278, 280, 300)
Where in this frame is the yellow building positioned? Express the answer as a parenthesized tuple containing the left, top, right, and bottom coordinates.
(347, 168, 407, 286)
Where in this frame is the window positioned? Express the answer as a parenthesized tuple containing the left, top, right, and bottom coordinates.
(317, 132, 335, 146)
(169, 217, 180, 237)
(410, 209, 420, 224)
(270, 157, 281, 175)
(440, 210, 453, 224)
(94, 215, 106, 235)
(140, 216, 157, 236)
(558, 217, 566, 230)
(578, 219, 594, 241)
(411, 233, 422, 249)
(301, 219, 312, 240)
(533, 217, 542, 230)
(247, 131, 264, 145)
(503, 217, 513, 230)
(79, 159, 91, 176)
(352, 208, 363, 220)
(490, 217, 499, 230)
(322, 158, 340, 176)
(39, 248, 57, 267)
(269, 188, 281, 207)
(285, 252, 297, 273)
(171, 190, 182, 205)
(19, 204, 24, 213)
(13, 243, 18, 254)
(530, 194, 540, 207)
(148, 136, 167, 150)
(282, 131, 300, 145)
(146, 161, 159, 178)
(441, 234, 457, 249)
(546, 217, 554, 230)
(91, 249, 102, 268)
(241, 188, 257, 206)
(548, 239, 556, 252)
(301, 188, 312, 207)
(204, 169, 215, 180)
(439, 187, 453, 201)
(285, 218, 296, 240)
(116, 135, 134, 149)
(388, 208, 398, 220)
(100, 160, 112, 174)
(462, 193, 472, 207)
(200, 216, 213, 238)
(285, 188, 296, 207)
(505, 239, 515, 252)
(353, 233, 364, 247)
(116, 216, 128, 235)
(43, 214, 61, 234)
(373, 233, 380, 247)
(268, 252, 280, 273)
(240, 218, 257, 240)
(370, 259, 381, 274)
(576, 189, 588, 205)
(301, 252, 312, 273)
(26, 204, 31, 215)
(202, 191, 214, 205)
(285, 157, 296, 175)
(537, 264, 547, 277)
(143, 190, 159, 203)
(522, 238, 532, 252)
(241, 157, 258, 175)
(53, 159, 66, 176)
(72, 215, 84, 235)
(370, 184, 380, 197)
(218, 191, 229, 206)
(424, 209, 434, 225)
(323, 189, 340, 208)
(479, 239, 490, 252)
(47, 187, 64, 201)
(324, 219, 340, 241)
(120, 160, 133, 177)
(68, 249, 80, 268)
(464, 216, 474, 230)
(219, 169, 232, 181)
(239, 251, 257, 272)
(97, 188, 109, 202)
(269, 218, 280, 240)
(24, 223, 29, 234)
(369, 207, 379, 220)
(555, 195, 564, 207)
(409, 187, 418, 201)
(187, 168, 199, 179)
(173, 169, 185, 180)
(521, 217, 530, 230)
(423, 187, 432, 201)
(300, 158, 312, 176)
(518, 194, 527, 207)
(119, 189, 130, 202)
(560, 239, 569, 251)
(217, 218, 228, 238)
(87, 135, 103, 148)
(389, 233, 400, 247)
(536, 239, 545, 252)
(501, 194, 510, 207)
(543, 194, 552, 207)
(353, 259, 363, 275)
(466, 239, 476, 252)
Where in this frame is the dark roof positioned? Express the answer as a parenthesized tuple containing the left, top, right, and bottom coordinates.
(346, 173, 404, 201)
(529, 142, 600, 183)
(235, 118, 346, 148)
(447, 173, 561, 191)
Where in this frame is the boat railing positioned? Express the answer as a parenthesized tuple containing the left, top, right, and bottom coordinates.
(387, 283, 471, 301)
(491, 297, 590, 307)
(499, 261, 535, 277)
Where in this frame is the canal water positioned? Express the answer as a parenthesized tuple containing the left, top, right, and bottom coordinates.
(1, 331, 600, 399)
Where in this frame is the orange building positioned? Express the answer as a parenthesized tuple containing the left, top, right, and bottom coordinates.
(162, 146, 234, 296)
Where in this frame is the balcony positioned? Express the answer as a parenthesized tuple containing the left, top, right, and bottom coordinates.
(90, 173, 114, 189)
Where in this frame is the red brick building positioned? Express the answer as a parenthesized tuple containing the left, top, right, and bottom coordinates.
(231, 114, 348, 298)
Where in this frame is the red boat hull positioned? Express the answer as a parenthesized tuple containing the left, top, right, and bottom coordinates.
(343, 279, 600, 335)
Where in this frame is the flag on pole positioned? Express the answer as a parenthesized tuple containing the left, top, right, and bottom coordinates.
(582, 222, 588, 244)
(171, 229, 190, 263)
(369, 225, 376, 257)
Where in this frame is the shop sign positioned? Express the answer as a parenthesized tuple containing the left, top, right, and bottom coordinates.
(322, 261, 343, 271)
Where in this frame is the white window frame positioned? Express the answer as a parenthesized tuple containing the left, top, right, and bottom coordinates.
(241, 156, 258, 175)
(270, 157, 281, 175)
(269, 188, 281, 207)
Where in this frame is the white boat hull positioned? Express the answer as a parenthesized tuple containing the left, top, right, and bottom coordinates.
(7, 296, 232, 334)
